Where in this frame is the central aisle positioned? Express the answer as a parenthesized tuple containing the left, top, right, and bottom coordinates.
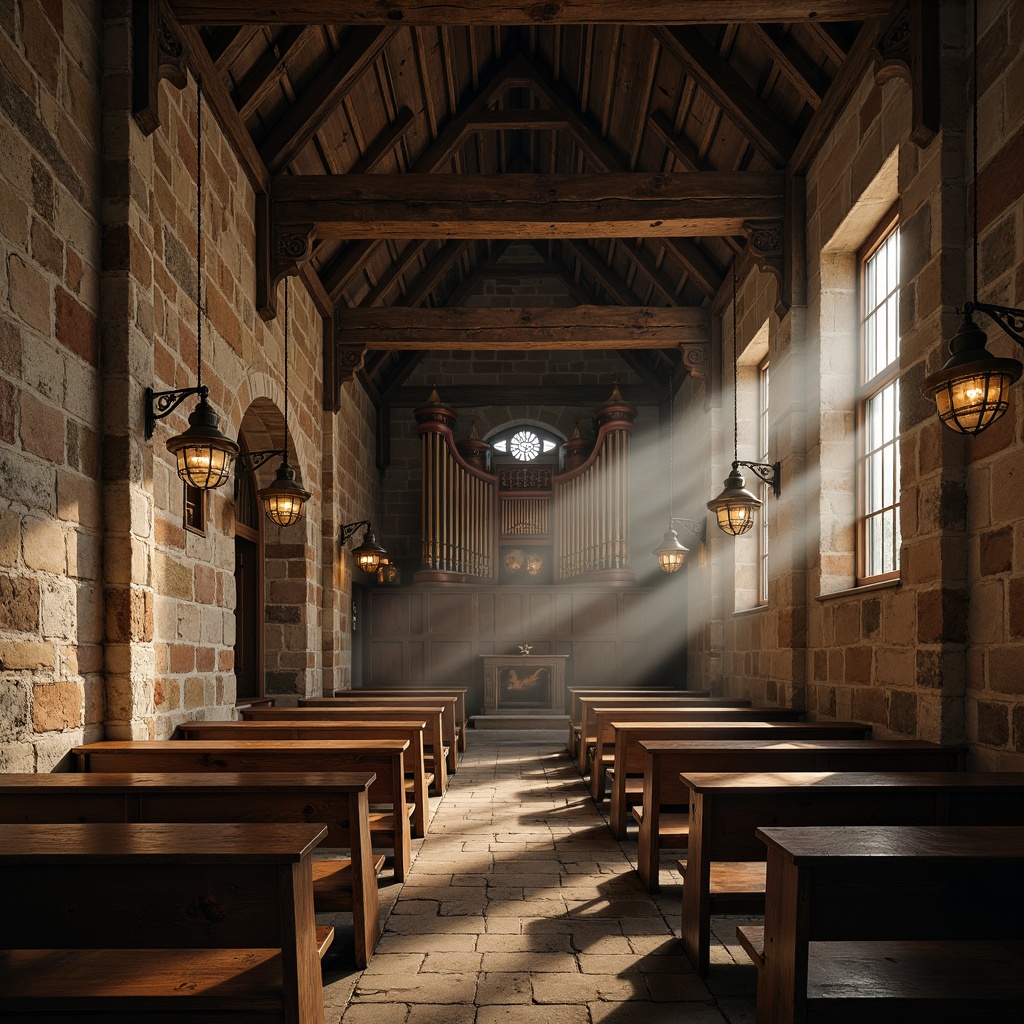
(330, 730, 755, 1024)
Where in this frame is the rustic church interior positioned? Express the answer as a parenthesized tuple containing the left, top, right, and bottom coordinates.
(1, 0, 1023, 1020)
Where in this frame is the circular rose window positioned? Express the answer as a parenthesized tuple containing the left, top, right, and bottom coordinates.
(509, 430, 541, 461)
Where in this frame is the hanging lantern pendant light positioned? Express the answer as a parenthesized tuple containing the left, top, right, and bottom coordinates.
(259, 279, 311, 527)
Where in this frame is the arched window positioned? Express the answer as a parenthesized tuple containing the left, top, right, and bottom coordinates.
(487, 424, 563, 463)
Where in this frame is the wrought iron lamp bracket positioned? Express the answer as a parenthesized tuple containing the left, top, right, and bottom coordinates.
(145, 384, 206, 441)
(236, 449, 287, 475)
(735, 460, 781, 498)
(968, 301, 1024, 347)
(669, 516, 707, 543)
(339, 519, 372, 545)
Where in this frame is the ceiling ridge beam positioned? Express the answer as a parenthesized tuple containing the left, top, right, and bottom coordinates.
(171, 2, 896, 26)
(259, 25, 398, 173)
(653, 25, 795, 168)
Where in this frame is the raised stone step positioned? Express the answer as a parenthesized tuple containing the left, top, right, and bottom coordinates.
(471, 714, 570, 731)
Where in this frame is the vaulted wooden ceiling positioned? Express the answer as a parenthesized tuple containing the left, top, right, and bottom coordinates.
(148, 1, 913, 408)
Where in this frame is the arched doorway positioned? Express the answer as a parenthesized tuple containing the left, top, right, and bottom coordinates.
(233, 436, 264, 700)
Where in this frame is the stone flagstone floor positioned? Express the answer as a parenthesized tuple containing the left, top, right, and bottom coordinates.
(322, 729, 757, 1024)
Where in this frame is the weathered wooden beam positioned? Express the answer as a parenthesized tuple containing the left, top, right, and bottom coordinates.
(274, 172, 785, 240)
(349, 106, 415, 173)
(748, 23, 829, 110)
(258, 26, 397, 174)
(654, 26, 796, 168)
(335, 306, 708, 349)
(171, 1, 896, 26)
(234, 26, 314, 122)
(467, 110, 572, 131)
(390, 383, 662, 407)
(789, 18, 883, 174)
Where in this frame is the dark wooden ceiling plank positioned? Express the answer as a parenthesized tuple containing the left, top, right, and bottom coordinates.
(615, 240, 680, 306)
(519, 54, 722, 297)
(748, 23, 829, 110)
(806, 21, 850, 67)
(234, 26, 315, 121)
(336, 306, 708, 348)
(439, 240, 513, 306)
(560, 240, 642, 306)
(653, 25, 795, 167)
(349, 105, 415, 173)
(388, 383, 661, 407)
(789, 18, 883, 174)
(360, 240, 430, 307)
(320, 50, 528, 303)
(401, 240, 474, 307)
(648, 107, 703, 170)
(172, 2, 895, 26)
(274, 171, 785, 239)
(210, 26, 257, 69)
(258, 25, 398, 173)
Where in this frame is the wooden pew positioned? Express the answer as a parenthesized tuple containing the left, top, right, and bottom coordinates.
(634, 739, 967, 894)
(576, 696, 752, 773)
(679, 771, 1024, 977)
(336, 686, 470, 754)
(0, 770, 381, 968)
(178, 719, 431, 838)
(73, 738, 414, 881)
(303, 695, 459, 775)
(566, 687, 705, 755)
(0, 821, 331, 1023)
(596, 719, 871, 805)
(242, 704, 449, 795)
(740, 825, 1024, 1023)
(589, 707, 807, 804)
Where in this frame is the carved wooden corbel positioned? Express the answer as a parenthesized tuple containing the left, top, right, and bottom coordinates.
(133, 0, 189, 136)
(256, 209, 316, 320)
(335, 341, 368, 388)
(742, 219, 784, 304)
(872, 0, 938, 148)
(679, 341, 710, 383)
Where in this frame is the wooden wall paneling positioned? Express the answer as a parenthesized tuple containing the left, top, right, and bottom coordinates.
(478, 591, 495, 635)
(528, 592, 554, 636)
(571, 591, 619, 634)
(369, 641, 404, 681)
(572, 640, 621, 687)
(429, 593, 475, 634)
(409, 592, 425, 634)
(369, 591, 410, 635)
(427, 641, 476, 684)
(408, 642, 425, 682)
(496, 592, 524, 636)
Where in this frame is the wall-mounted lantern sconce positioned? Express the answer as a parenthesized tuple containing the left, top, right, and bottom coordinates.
(708, 262, 781, 536)
(144, 88, 238, 492)
(147, 384, 239, 490)
(654, 516, 707, 573)
(707, 460, 781, 537)
(235, 445, 311, 528)
(921, 0, 1024, 436)
(340, 520, 388, 574)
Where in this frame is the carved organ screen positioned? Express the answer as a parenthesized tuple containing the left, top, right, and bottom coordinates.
(415, 389, 636, 585)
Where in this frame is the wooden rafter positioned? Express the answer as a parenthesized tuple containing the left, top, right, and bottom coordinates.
(273, 171, 784, 240)
(388, 383, 662, 407)
(233, 26, 316, 121)
(171, 1, 895, 26)
(400, 240, 473, 308)
(653, 26, 796, 168)
(258, 26, 398, 173)
(334, 306, 708, 349)
(359, 240, 430, 307)
(559, 240, 643, 306)
(747, 24, 829, 110)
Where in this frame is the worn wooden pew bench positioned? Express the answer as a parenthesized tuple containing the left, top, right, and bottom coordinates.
(634, 738, 967, 894)
(739, 825, 1024, 1023)
(179, 719, 431, 838)
(575, 695, 750, 773)
(678, 771, 1024, 978)
(566, 687, 705, 756)
(73, 738, 415, 881)
(0, 770, 382, 968)
(596, 719, 871, 807)
(302, 695, 459, 775)
(242, 704, 449, 795)
(333, 687, 470, 754)
(0, 821, 332, 1023)
(589, 707, 808, 806)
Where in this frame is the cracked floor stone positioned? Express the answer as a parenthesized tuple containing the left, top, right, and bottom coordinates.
(320, 729, 757, 1023)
